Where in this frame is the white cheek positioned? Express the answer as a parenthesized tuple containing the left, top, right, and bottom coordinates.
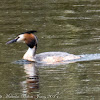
(17, 35, 24, 42)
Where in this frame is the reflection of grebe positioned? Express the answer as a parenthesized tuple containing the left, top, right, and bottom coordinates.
(24, 63, 39, 92)
(6, 31, 80, 64)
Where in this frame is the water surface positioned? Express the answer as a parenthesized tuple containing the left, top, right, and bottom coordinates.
(0, 0, 100, 100)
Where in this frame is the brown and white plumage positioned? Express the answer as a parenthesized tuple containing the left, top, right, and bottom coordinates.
(6, 31, 38, 61)
(6, 31, 80, 64)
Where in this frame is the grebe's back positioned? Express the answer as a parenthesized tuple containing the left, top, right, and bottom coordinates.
(35, 52, 80, 64)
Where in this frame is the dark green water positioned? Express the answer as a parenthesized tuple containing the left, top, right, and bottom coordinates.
(0, 0, 100, 100)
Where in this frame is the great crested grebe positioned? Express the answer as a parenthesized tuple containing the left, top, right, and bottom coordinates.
(6, 31, 81, 64)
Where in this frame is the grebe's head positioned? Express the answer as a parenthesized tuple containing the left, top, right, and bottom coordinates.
(6, 31, 38, 48)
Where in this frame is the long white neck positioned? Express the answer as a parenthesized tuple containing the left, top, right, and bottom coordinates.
(23, 46, 36, 61)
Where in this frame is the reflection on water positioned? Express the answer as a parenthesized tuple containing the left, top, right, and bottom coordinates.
(0, 0, 100, 100)
(21, 63, 39, 99)
(23, 63, 39, 91)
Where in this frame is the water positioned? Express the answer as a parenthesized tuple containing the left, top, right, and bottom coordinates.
(0, 0, 100, 100)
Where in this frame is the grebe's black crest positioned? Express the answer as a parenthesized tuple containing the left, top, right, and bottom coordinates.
(21, 31, 37, 34)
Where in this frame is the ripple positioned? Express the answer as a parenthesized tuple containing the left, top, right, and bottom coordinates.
(63, 10, 75, 14)
(73, 5, 85, 7)
(86, 10, 100, 13)
(56, 16, 92, 20)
